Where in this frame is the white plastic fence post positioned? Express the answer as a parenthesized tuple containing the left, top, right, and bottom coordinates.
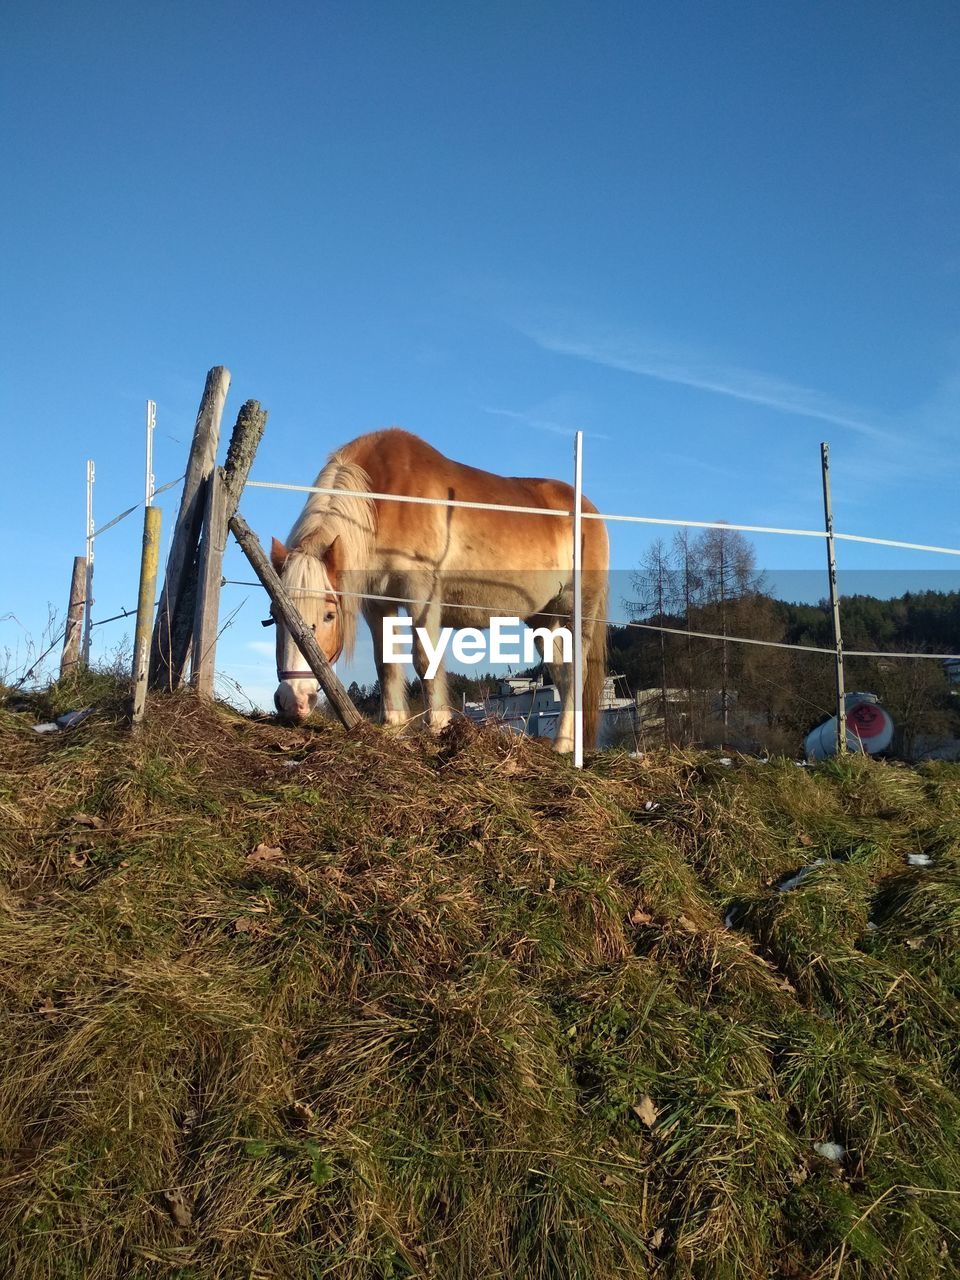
(145, 400, 156, 507)
(573, 430, 584, 768)
(82, 459, 95, 665)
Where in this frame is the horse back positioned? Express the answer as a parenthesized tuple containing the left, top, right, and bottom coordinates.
(341, 428, 606, 574)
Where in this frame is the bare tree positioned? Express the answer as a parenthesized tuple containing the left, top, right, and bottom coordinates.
(695, 526, 766, 735)
(625, 539, 675, 744)
(672, 529, 704, 741)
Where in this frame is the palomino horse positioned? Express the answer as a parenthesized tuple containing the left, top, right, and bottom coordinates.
(270, 428, 609, 751)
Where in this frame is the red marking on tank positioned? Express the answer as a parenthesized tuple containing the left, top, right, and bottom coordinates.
(846, 704, 886, 740)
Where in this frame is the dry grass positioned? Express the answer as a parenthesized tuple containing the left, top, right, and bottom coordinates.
(0, 674, 958, 1278)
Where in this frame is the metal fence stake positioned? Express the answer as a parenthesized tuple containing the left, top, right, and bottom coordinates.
(821, 442, 847, 754)
(145, 399, 156, 508)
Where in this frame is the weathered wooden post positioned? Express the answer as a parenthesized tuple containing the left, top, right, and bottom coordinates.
(132, 506, 163, 726)
(191, 400, 268, 699)
(229, 512, 362, 730)
(190, 471, 228, 700)
(222, 399, 268, 510)
(150, 366, 230, 690)
(60, 556, 86, 677)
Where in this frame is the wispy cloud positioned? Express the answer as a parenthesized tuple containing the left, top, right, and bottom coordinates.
(659, 451, 742, 482)
(246, 639, 275, 657)
(521, 323, 895, 443)
(483, 406, 610, 440)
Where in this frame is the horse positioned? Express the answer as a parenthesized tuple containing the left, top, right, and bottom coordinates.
(269, 428, 609, 752)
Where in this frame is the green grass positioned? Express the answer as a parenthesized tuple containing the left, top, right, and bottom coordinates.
(0, 677, 958, 1278)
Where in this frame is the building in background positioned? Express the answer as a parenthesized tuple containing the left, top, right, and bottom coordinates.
(463, 674, 638, 747)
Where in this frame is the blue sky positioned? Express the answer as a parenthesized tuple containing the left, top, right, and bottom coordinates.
(2, 2, 958, 707)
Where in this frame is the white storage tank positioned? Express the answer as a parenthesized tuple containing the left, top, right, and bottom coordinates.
(804, 692, 894, 761)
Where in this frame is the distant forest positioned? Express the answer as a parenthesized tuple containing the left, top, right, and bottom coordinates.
(610, 529, 960, 756)
(346, 529, 959, 757)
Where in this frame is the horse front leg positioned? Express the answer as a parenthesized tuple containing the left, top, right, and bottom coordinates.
(411, 602, 452, 734)
(364, 603, 410, 727)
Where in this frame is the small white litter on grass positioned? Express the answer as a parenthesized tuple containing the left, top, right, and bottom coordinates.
(777, 860, 826, 893)
(907, 853, 932, 867)
(31, 707, 94, 734)
(718, 757, 733, 767)
(643, 800, 659, 812)
(814, 1142, 846, 1162)
(56, 707, 94, 729)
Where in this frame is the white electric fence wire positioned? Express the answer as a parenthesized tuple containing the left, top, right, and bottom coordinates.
(92, 475, 183, 539)
(222, 580, 960, 662)
(245, 479, 960, 559)
(83, 474, 954, 665)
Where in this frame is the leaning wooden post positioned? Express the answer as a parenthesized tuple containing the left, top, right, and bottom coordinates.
(222, 399, 268, 509)
(60, 556, 86, 677)
(132, 506, 163, 726)
(150, 366, 230, 690)
(191, 400, 268, 699)
(229, 512, 362, 730)
(820, 441, 847, 755)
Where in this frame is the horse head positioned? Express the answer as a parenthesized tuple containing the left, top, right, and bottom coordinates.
(270, 536, 344, 723)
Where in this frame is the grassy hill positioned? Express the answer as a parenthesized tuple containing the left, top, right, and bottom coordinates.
(1, 676, 958, 1279)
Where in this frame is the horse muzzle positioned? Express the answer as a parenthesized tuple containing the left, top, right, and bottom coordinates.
(274, 673, 320, 722)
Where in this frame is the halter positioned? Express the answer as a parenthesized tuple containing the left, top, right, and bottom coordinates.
(276, 592, 343, 681)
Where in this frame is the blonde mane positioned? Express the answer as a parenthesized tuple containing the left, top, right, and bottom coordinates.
(285, 452, 377, 658)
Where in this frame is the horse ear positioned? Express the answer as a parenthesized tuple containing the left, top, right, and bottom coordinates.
(270, 537, 289, 573)
(322, 536, 342, 585)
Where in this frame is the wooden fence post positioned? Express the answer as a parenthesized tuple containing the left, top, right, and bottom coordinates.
(150, 366, 230, 690)
(132, 506, 163, 726)
(223, 400, 268, 508)
(60, 556, 86, 678)
(190, 400, 268, 700)
(229, 512, 362, 730)
(190, 471, 228, 700)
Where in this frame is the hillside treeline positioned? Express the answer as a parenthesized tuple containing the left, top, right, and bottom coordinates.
(610, 529, 960, 756)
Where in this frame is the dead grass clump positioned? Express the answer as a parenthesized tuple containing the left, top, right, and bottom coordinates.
(0, 682, 958, 1278)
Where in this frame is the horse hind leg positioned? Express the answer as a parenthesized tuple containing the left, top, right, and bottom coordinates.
(411, 601, 452, 734)
(529, 612, 575, 752)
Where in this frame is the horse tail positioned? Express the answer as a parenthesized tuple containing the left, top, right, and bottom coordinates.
(583, 574, 608, 749)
